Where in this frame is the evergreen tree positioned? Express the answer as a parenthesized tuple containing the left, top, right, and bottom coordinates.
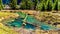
(33, 0, 38, 10)
(44, 0, 49, 11)
(41, 0, 46, 11)
(58, 0, 60, 10)
(47, 0, 53, 11)
(41, 4, 45, 11)
(26, 0, 34, 9)
(52, 0, 58, 11)
(36, 2, 43, 11)
(54, 0, 58, 11)
(20, 0, 26, 9)
(36, 0, 45, 11)
(0, 0, 4, 10)
(10, 0, 17, 9)
(20, 0, 33, 10)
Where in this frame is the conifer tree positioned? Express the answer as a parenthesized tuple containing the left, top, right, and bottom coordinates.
(54, 0, 58, 11)
(10, 0, 17, 9)
(26, 0, 34, 9)
(0, 0, 3, 10)
(36, 0, 45, 11)
(58, 0, 60, 10)
(41, 4, 45, 11)
(44, 0, 49, 11)
(20, 0, 26, 9)
(20, 0, 33, 10)
(33, 0, 38, 10)
(36, 2, 43, 11)
(47, 0, 53, 11)
(52, 0, 58, 11)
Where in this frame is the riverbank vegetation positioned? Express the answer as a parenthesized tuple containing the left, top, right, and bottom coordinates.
(0, 0, 58, 11)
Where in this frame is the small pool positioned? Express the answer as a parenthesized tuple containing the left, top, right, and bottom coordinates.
(6, 12, 56, 31)
(7, 17, 36, 30)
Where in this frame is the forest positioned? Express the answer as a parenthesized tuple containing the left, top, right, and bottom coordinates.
(0, 0, 58, 11)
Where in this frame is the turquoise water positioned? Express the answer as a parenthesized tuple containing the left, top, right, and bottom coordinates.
(6, 12, 56, 30)
(7, 17, 36, 30)
(41, 25, 52, 30)
(7, 18, 24, 27)
(24, 23, 36, 30)
(26, 15, 56, 30)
